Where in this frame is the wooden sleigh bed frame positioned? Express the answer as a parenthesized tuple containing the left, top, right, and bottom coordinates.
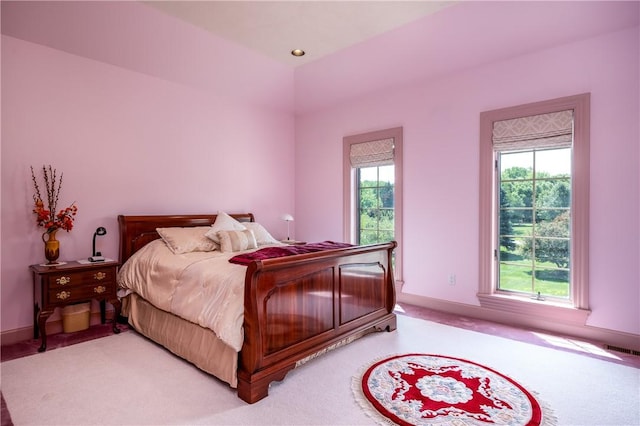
(118, 213, 397, 403)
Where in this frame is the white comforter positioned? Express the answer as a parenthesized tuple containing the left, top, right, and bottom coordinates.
(117, 239, 259, 352)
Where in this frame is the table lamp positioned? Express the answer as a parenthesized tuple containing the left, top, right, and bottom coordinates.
(89, 227, 107, 262)
(281, 214, 294, 240)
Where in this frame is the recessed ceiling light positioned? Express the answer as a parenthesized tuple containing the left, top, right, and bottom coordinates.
(291, 49, 305, 57)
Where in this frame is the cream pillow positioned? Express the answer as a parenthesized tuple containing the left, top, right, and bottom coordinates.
(243, 222, 279, 245)
(205, 212, 247, 244)
(156, 226, 217, 254)
(217, 229, 258, 253)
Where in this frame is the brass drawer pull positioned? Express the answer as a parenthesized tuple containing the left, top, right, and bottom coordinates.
(56, 291, 71, 300)
(56, 276, 71, 285)
(93, 272, 106, 281)
(94, 286, 106, 294)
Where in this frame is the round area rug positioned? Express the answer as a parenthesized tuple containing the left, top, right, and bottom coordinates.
(353, 353, 555, 426)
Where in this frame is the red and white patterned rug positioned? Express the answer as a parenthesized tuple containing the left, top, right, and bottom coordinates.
(353, 353, 555, 426)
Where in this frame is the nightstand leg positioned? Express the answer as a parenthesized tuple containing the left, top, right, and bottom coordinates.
(110, 298, 122, 334)
(33, 303, 40, 339)
(37, 309, 53, 352)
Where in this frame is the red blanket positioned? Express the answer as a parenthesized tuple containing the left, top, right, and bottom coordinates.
(229, 241, 354, 265)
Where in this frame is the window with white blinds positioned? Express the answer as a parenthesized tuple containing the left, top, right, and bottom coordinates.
(343, 127, 403, 287)
(478, 94, 591, 324)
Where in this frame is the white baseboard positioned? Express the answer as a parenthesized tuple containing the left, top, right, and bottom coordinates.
(397, 292, 640, 353)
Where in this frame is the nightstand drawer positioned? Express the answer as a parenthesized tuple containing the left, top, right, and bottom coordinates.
(47, 282, 115, 305)
(47, 269, 115, 289)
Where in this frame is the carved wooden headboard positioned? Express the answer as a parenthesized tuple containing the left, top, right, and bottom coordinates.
(117, 213, 255, 264)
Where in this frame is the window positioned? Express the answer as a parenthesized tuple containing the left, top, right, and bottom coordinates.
(479, 94, 590, 322)
(498, 147, 572, 299)
(344, 127, 403, 285)
(358, 166, 395, 245)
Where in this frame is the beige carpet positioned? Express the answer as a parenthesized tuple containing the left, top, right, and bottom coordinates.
(1, 315, 638, 425)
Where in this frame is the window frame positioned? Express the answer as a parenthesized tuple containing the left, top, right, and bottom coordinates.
(478, 94, 591, 322)
(343, 127, 403, 286)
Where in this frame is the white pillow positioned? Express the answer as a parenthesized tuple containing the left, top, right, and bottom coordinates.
(156, 226, 217, 254)
(243, 222, 279, 245)
(217, 229, 258, 253)
(205, 212, 247, 244)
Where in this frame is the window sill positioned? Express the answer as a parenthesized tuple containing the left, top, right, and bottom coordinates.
(477, 292, 591, 325)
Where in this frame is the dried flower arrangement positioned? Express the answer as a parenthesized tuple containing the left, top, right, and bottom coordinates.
(31, 165, 78, 233)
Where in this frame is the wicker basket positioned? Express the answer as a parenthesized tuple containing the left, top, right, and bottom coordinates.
(62, 302, 90, 333)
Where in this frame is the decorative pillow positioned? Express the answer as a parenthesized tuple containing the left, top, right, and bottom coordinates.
(205, 212, 247, 244)
(156, 226, 217, 254)
(243, 222, 279, 245)
(217, 229, 258, 253)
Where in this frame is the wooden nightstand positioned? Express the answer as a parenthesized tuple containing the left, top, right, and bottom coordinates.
(30, 260, 121, 352)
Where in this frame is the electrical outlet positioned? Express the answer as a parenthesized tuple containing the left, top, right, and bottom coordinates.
(448, 274, 456, 285)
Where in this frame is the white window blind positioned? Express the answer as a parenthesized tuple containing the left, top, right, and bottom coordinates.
(350, 137, 394, 168)
(492, 110, 573, 150)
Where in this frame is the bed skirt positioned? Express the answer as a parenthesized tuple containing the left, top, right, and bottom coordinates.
(122, 293, 238, 388)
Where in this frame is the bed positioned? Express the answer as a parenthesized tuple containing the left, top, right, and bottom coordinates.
(117, 213, 397, 403)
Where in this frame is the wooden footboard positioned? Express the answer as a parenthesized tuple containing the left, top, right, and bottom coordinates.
(117, 214, 396, 404)
(237, 241, 397, 403)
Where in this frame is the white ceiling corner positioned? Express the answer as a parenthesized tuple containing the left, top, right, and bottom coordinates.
(143, 1, 455, 67)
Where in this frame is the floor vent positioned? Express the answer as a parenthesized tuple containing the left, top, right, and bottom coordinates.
(605, 345, 640, 357)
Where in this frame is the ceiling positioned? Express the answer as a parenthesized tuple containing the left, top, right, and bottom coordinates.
(144, 1, 455, 67)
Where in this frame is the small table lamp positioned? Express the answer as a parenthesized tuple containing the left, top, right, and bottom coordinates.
(281, 214, 294, 240)
(89, 227, 107, 262)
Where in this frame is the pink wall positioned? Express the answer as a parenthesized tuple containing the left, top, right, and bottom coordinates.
(294, 25, 640, 335)
(2, 1, 638, 339)
(1, 3, 295, 333)
(1, 1, 293, 112)
(294, 1, 639, 115)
